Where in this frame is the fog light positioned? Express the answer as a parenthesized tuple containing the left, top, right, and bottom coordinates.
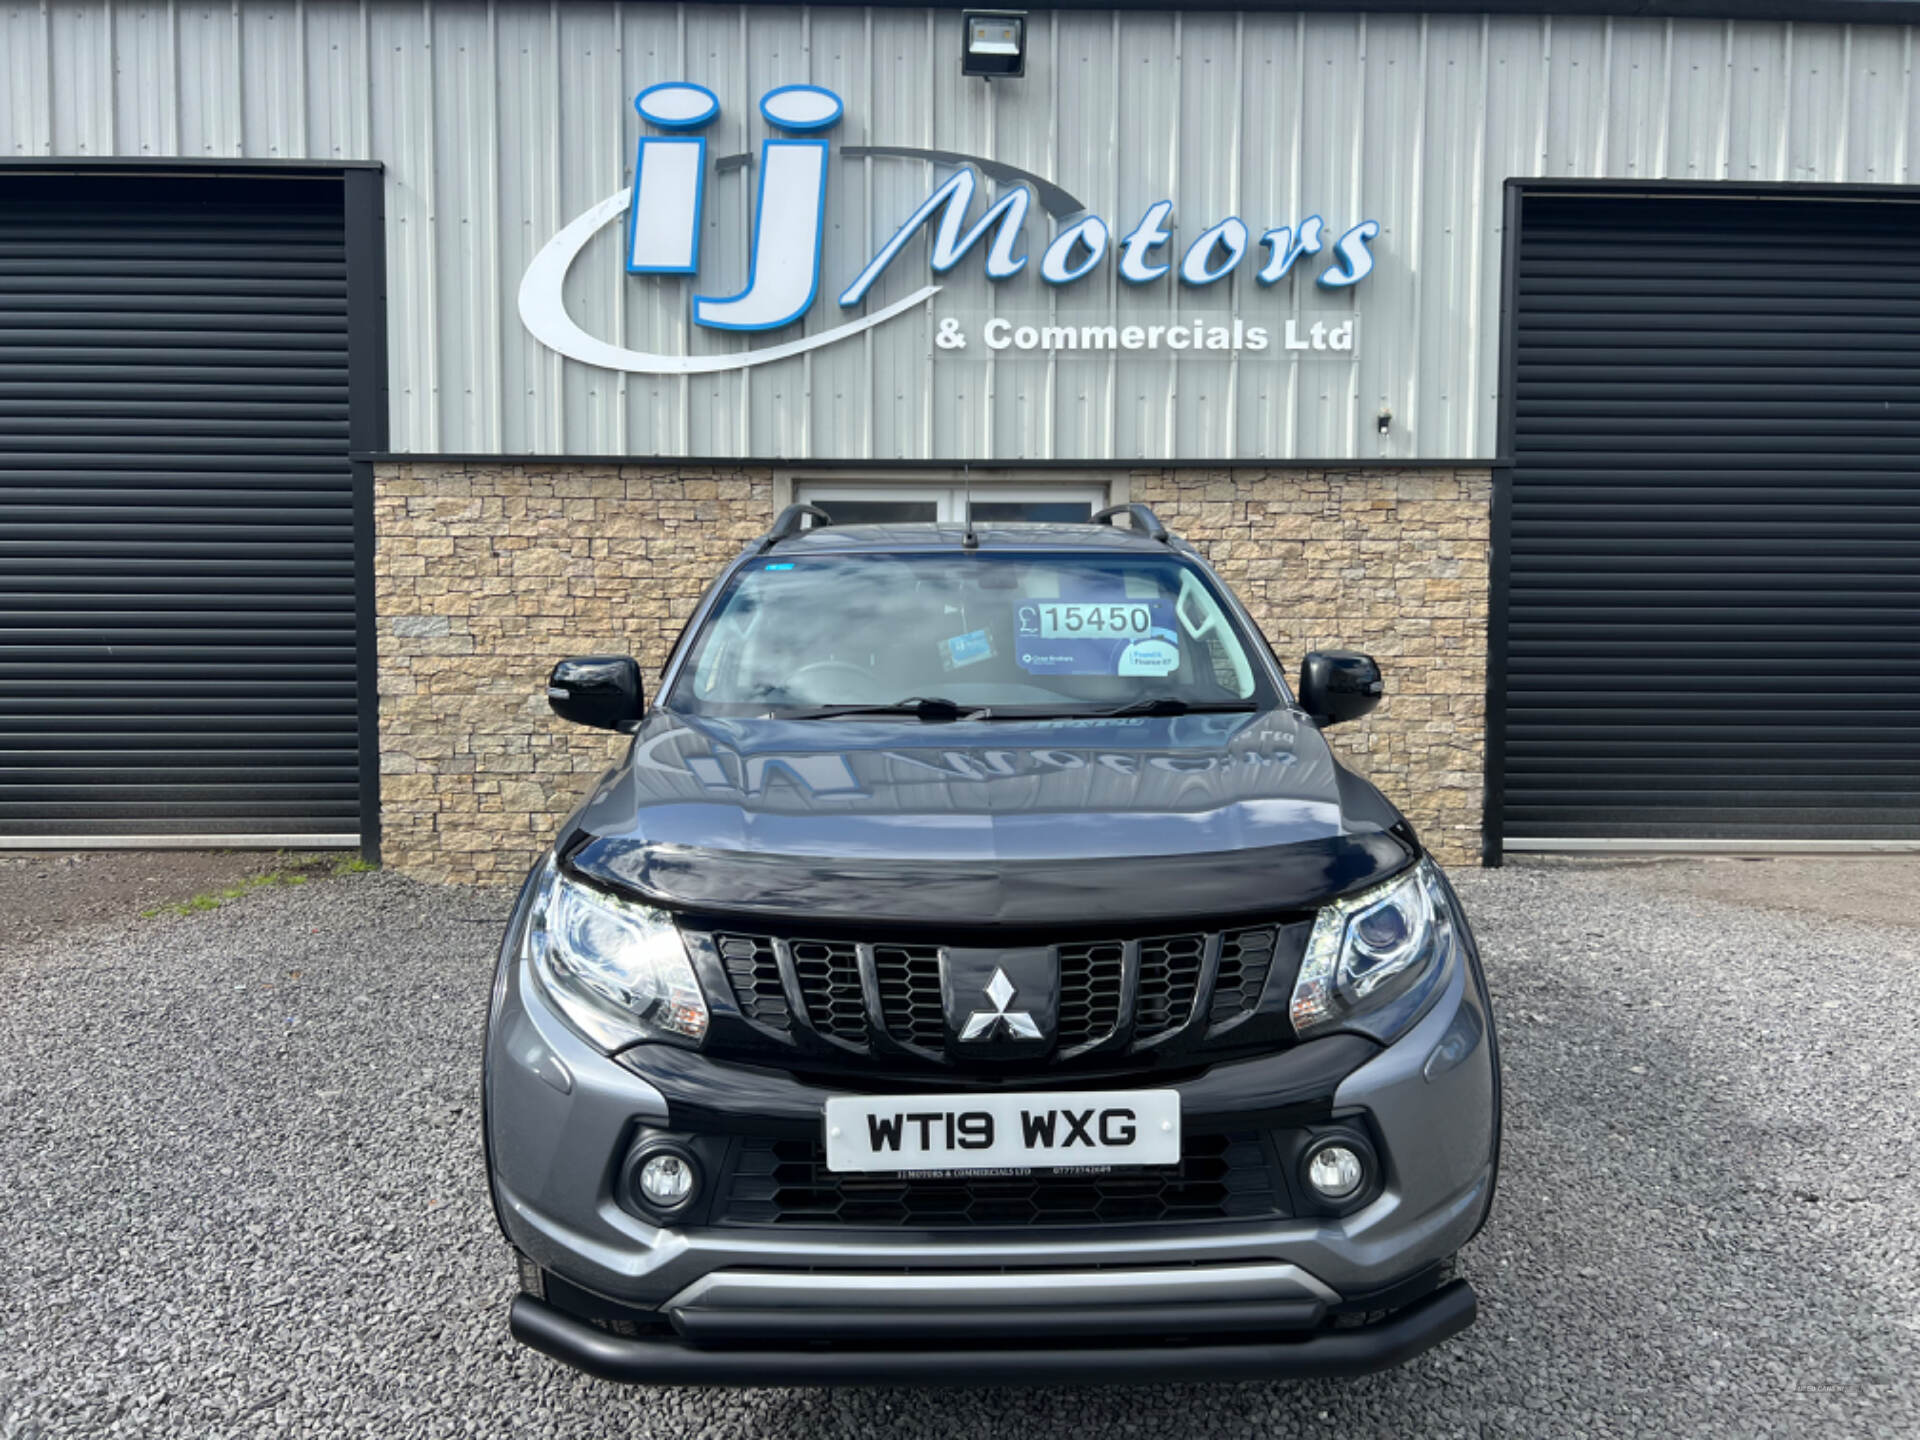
(638, 1151, 697, 1210)
(1305, 1143, 1365, 1200)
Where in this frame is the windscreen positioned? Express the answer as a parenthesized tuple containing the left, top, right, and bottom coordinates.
(669, 549, 1275, 715)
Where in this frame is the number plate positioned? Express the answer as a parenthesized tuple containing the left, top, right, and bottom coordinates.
(823, 1090, 1181, 1174)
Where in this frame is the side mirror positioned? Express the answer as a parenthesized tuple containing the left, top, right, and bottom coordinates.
(546, 656, 644, 731)
(1298, 650, 1383, 727)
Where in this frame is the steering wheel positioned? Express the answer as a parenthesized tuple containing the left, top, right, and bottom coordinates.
(783, 659, 877, 701)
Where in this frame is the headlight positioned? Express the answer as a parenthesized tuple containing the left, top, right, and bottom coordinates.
(524, 858, 708, 1051)
(1289, 858, 1455, 1041)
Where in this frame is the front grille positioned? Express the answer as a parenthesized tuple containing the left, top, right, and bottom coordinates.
(698, 925, 1297, 1075)
(705, 923, 1291, 1062)
(720, 1130, 1285, 1228)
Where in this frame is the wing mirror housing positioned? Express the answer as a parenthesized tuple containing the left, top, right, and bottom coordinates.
(1298, 650, 1383, 727)
(546, 656, 644, 731)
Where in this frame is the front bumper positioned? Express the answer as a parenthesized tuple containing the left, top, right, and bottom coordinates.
(482, 870, 1500, 1381)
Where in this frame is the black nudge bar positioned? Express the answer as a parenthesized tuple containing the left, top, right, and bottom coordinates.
(507, 1278, 1478, 1387)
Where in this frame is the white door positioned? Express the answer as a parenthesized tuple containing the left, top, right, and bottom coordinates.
(794, 480, 1108, 527)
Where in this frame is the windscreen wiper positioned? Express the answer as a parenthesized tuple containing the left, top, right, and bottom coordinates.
(777, 696, 991, 722)
(1044, 697, 1260, 719)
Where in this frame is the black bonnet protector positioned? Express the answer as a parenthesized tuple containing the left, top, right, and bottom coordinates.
(561, 710, 1419, 927)
(567, 829, 1414, 928)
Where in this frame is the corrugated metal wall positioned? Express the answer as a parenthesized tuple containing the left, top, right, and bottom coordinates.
(7, 3, 1920, 460)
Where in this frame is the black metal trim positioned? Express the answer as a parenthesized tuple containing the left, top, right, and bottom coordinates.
(545, 0, 1920, 21)
(343, 167, 389, 864)
(0, 157, 382, 173)
(1504, 176, 1920, 202)
(355, 452, 1507, 471)
(507, 1279, 1477, 1385)
(1483, 182, 1525, 869)
(1483, 463, 1512, 869)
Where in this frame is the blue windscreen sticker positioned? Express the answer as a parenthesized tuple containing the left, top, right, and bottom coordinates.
(764, 562, 795, 570)
(1014, 592, 1179, 676)
(941, 627, 995, 670)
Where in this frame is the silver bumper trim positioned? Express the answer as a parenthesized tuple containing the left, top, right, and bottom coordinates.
(661, 1260, 1340, 1314)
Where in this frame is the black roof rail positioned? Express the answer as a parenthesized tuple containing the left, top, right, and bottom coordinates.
(756, 502, 832, 553)
(1091, 502, 1172, 544)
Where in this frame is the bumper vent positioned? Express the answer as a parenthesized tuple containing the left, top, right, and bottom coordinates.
(720, 1131, 1286, 1228)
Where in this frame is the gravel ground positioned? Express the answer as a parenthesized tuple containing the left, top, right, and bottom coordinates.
(1, 862, 1916, 1438)
(0, 850, 343, 947)
(1595, 853, 1920, 934)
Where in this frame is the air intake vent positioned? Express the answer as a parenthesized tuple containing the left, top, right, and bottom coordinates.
(721, 1131, 1284, 1228)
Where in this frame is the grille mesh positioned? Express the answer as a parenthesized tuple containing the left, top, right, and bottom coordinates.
(1136, 934, 1205, 1037)
(1210, 928, 1278, 1023)
(790, 939, 866, 1044)
(721, 1131, 1283, 1227)
(1057, 939, 1125, 1047)
(716, 934, 789, 1029)
(874, 942, 944, 1049)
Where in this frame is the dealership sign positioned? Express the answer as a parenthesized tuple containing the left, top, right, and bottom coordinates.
(518, 82, 1377, 375)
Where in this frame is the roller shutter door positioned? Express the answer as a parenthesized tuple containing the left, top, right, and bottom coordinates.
(1501, 192, 1920, 845)
(0, 173, 361, 843)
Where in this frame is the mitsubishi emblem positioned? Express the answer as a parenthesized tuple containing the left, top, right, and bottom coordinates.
(961, 967, 1043, 1042)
